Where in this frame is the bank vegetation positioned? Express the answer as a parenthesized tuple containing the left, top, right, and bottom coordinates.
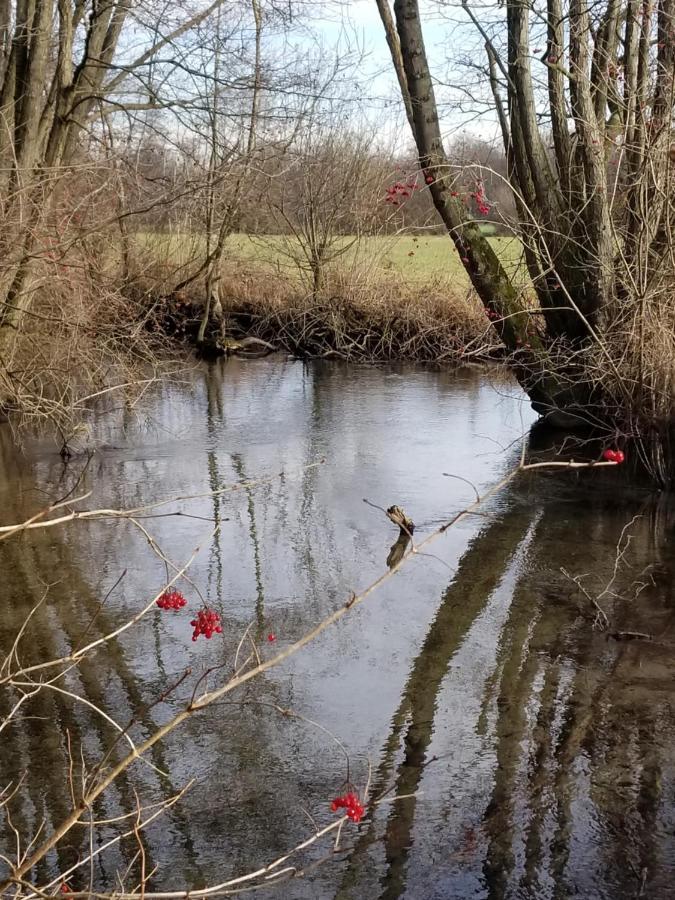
(2, 0, 675, 483)
(0, 0, 523, 445)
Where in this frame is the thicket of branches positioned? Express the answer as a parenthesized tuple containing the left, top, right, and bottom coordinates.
(0, 0, 516, 438)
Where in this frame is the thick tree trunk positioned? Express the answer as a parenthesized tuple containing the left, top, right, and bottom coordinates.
(386, 0, 572, 412)
(392, 0, 533, 351)
(377, 0, 673, 430)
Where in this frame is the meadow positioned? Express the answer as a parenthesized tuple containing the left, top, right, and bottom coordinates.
(140, 231, 527, 290)
(137, 231, 528, 361)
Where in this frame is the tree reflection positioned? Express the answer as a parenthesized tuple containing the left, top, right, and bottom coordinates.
(339, 486, 675, 900)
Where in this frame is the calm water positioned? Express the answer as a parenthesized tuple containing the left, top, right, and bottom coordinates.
(1, 359, 674, 899)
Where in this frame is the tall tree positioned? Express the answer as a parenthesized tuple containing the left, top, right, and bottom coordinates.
(377, 0, 675, 483)
(0, 0, 232, 346)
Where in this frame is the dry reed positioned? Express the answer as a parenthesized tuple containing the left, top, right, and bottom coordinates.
(149, 260, 497, 363)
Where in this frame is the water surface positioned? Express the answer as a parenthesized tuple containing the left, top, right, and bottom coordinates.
(1, 359, 673, 899)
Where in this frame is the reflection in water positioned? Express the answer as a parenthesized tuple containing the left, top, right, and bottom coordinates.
(386, 533, 411, 570)
(231, 452, 266, 628)
(337, 503, 536, 900)
(1, 359, 674, 899)
(339, 489, 675, 900)
(0, 460, 203, 888)
(204, 364, 226, 606)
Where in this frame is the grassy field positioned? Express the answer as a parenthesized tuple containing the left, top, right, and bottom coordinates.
(139, 231, 527, 289)
(138, 231, 525, 360)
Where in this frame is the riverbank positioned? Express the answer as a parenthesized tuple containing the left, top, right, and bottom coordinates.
(0, 232, 513, 437)
(136, 231, 528, 361)
(152, 276, 498, 362)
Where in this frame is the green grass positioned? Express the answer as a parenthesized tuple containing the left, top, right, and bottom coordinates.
(138, 231, 527, 288)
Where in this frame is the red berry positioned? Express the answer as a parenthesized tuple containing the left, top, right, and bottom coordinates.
(425, 175, 434, 184)
(602, 448, 618, 462)
(331, 792, 365, 823)
(267, 633, 276, 642)
(350, 805, 364, 823)
(157, 589, 187, 611)
(190, 607, 222, 640)
(614, 450, 625, 463)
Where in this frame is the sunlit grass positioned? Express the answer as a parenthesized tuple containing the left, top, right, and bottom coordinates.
(136, 231, 527, 289)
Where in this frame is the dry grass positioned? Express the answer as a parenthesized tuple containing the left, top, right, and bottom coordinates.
(151, 257, 498, 363)
(0, 248, 176, 448)
(598, 278, 675, 483)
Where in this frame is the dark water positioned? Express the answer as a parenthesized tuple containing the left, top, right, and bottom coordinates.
(1, 359, 674, 900)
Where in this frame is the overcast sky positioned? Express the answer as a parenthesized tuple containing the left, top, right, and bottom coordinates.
(308, 0, 504, 147)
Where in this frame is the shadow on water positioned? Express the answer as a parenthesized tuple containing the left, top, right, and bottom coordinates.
(338, 482, 675, 900)
(0, 359, 674, 899)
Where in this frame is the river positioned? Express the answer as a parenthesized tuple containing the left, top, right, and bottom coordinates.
(1, 358, 673, 899)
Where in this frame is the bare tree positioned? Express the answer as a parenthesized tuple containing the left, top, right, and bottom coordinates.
(264, 129, 384, 299)
(0, 2, 252, 348)
(377, 0, 675, 482)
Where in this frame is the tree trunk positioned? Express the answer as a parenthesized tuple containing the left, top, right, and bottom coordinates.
(387, 0, 565, 412)
(377, 0, 667, 431)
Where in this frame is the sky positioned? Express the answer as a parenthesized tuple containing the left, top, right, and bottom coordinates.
(310, 0, 504, 147)
(124, 0, 505, 154)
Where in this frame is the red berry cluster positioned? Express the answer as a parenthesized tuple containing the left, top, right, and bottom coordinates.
(602, 448, 625, 463)
(384, 176, 420, 206)
(471, 181, 491, 215)
(156, 589, 187, 610)
(485, 307, 500, 320)
(190, 608, 223, 640)
(330, 792, 365, 823)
